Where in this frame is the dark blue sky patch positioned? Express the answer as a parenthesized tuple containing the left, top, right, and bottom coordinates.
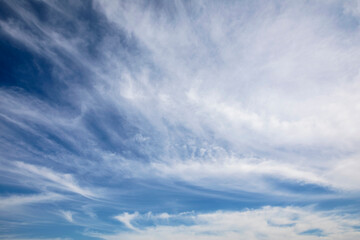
(0, 36, 55, 97)
(0, 183, 39, 195)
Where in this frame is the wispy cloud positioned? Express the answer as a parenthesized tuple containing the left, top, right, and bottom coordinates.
(0, 193, 63, 209)
(114, 212, 139, 231)
(59, 210, 74, 223)
(98, 206, 360, 240)
(11, 161, 98, 199)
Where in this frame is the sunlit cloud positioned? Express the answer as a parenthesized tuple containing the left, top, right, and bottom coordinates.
(97, 206, 360, 240)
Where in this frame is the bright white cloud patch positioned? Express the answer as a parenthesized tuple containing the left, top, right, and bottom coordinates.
(90, 0, 360, 193)
(95, 0, 360, 150)
(114, 212, 139, 230)
(98, 206, 360, 240)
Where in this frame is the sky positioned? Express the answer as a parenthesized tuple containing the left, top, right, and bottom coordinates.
(1, 0, 360, 239)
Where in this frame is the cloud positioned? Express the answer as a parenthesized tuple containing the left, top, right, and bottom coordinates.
(0, 193, 63, 209)
(0, 1, 95, 72)
(10, 161, 97, 199)
(59, 210, 74, 223)
(97, 206, 360, 240)
(96, 0, 360, 149)
(88, 0, 360, 193)
(114, 212, 139, 231)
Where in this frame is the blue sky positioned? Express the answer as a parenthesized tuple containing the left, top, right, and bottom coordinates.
(1, 0, 360, 239)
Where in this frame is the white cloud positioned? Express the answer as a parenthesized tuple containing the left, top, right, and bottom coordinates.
(91, 0, 360, 193)
(114, 212, 139, 231)
(12, 161, 97, 199)
(0, 193, 63, 209)
(60, 210, 74, 223)
(149, 157, 327, 193)
(97, 206, 360, 240)
(94, 0, 360, 148)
